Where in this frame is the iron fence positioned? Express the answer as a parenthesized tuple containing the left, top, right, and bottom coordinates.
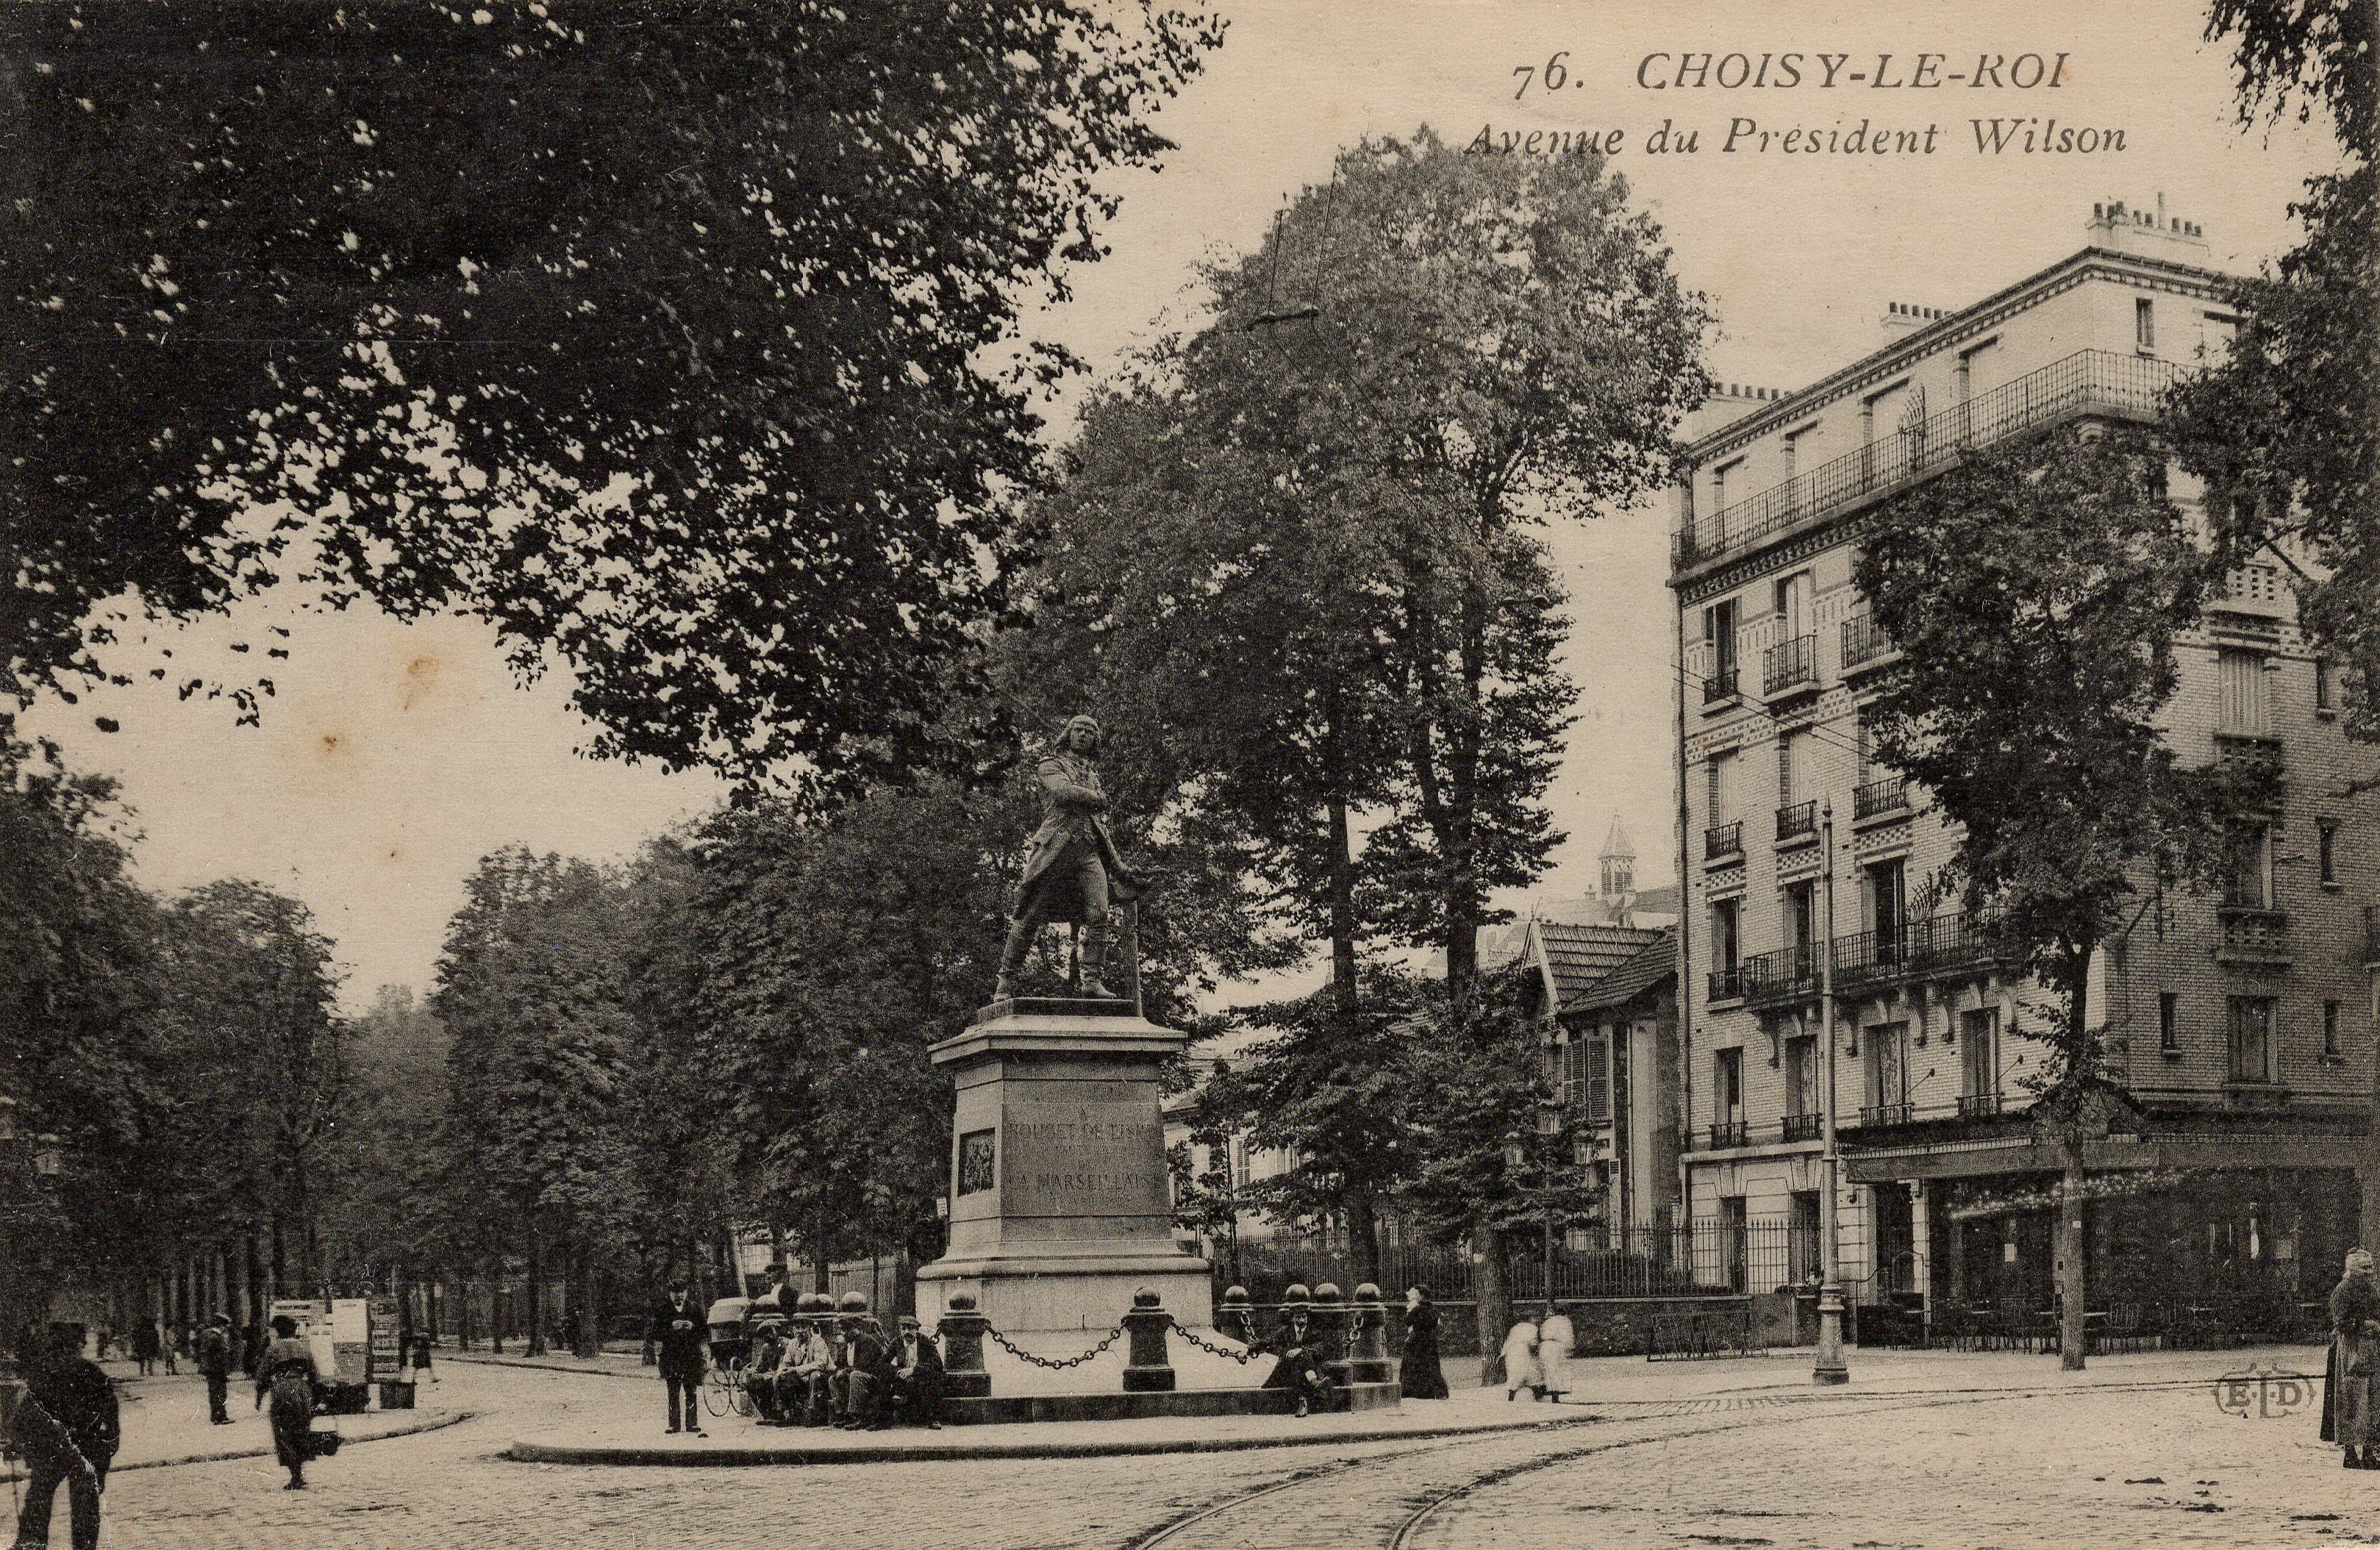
(1763, 633, 1818, 695)
(1840, 612, 1892, 669)
(1853, 776, 1909, 821)
(1774, 799, 1818, 843)
(1705, 820, 1743, 860)
(1223, 1218, 1798, 1307)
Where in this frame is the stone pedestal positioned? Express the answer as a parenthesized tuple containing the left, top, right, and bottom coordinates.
(915, 999, 1212, 1335)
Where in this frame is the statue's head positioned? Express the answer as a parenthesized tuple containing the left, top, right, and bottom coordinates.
(1059, 715, 1101, 754)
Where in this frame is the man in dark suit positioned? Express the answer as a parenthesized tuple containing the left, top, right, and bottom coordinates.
(892, 1315, 946, 1429)
(196, 1312, 234, 1424)
(646, 1282, 707, 1436)
(9, 1323, 118, 1550)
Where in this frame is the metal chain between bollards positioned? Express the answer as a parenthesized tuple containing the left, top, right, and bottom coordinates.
(1173, 1326, 1262, 1365)
(981, 1323, 1124, 1371)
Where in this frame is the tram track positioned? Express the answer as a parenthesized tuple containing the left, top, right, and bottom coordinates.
(1129, 1378, 2235, 1550)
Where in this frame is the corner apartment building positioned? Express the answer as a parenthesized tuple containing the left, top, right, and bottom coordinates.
(1668, 201, 2380, 1329)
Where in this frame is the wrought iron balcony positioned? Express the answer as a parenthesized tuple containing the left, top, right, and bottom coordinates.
(1780, 1112, 1822, 1143)
(1707, 1119, 1750, 1149)
(1704, 665, 1740, 704)
(1956, 1093, 2004, 1119)
(1705, 819, 1744, 860)
(1738, 943, 1820, 1003)
(1673, 349, 2188, 570)
(1708, 963, 1751, 1002)
(1840, 612, 1894, 671)
(1775, 799, 1818, 844)
(1832, 910, 2011, 990)
(1857, 1103, 1916, 1129)
(1764, 633, 1818, 696)
(1853, 776, 1910, 821)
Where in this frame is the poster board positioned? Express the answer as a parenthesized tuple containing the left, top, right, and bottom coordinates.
(268, 1298, 335, 1374)
(367, 1295, 402, 1381)
(327, 1298, 371, 1385)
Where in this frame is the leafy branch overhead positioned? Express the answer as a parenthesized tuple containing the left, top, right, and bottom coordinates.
(1, 1, 1221, 790)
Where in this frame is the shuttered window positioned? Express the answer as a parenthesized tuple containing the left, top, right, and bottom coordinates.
(2219, 649, 2270, 734)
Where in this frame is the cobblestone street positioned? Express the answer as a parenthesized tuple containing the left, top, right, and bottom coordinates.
(41, 1349, 2380, 1549)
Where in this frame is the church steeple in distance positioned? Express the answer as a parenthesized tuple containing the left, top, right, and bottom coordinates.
(1598, 815, 1634, 902)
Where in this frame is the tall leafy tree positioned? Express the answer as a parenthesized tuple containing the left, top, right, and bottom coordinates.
(1173, 129, 1710, 990)
(0, 0, 1221, 788)
(2172, 0, 2376, 737)
(1855, 423, 2268, 1368)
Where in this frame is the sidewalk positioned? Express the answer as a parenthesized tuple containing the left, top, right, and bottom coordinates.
(506, 1339, 2324, 1466)
(1, 1368, 469, 1483)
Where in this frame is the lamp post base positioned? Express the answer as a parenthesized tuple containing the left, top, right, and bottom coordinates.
(1812, 1284, 1851, 1385)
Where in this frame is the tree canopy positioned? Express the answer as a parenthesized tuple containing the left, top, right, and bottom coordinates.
(1, 0, 1221, 789)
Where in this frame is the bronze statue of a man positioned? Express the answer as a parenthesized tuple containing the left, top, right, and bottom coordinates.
(996, 715, 1145, 1001)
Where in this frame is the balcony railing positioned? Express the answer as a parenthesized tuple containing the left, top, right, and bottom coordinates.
(1708, 963, 1750, 1001)
(1956, 1093, 2004, 1119)
(1705, 820, 1744, 860)
(2213, 732, 2284, 780)
(1833, 910, 2011, 988)
(1738, 943, 1820, 1001)
(1853, 776, 1909, 821)
(1763, 633, 1818, 696)
(1780, 1112, 1822, 1143)
(1704, 665, 1740, 704)
(1775, 799, 1818, 843)
(2218, 907, 2291, 958)
(1857, 1103, 1916, 1129)
(1840, 612, 1893, 669)
(1675, 350, 2188, 569)
(1707, 1119, 1750, 1149)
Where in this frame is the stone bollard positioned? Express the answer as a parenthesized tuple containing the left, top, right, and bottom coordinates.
(1345, 1283, 1393, 1385)
(937, 1293, 991, 1399)
(1217, 1286, 1256, 1348)
(1312, 1283, 1351, 1386)
(1121, 1288, 1177, 1393)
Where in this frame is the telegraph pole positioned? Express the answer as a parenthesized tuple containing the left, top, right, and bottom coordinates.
(1813, 801, 1851, 1385)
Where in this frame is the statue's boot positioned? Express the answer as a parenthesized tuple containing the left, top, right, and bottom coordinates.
(992, 918, 1036, 1001)
(1078, 923, 1121, 999)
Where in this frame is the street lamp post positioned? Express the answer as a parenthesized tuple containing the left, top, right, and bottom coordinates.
(1813, 801, 1851, 1385)
(1536, 1098, 1563, 1321)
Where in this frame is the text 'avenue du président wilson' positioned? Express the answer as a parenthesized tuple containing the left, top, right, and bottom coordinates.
(1465, 117, 2123, 159)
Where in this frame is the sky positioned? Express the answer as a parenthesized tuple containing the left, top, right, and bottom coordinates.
(20, 0, 2344, 1007)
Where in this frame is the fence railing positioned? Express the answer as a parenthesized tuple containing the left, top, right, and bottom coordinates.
(1853, 776, 1909, 821)
(1704, 665, 1740, 704)
(1226, 1219, 1798, 1306)
(1675, 349, 2188, 568)
(1774, 799, 1818, 843)
(1840, 612, 1893, 669)
(1705, 819, 1743, 860)
(1763, 633, 1818, 695)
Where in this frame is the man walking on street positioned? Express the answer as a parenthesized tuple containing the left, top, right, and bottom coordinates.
(646, 1282, 706, 1436)
(197, 1313, 234, 1424)
(8, 1323, 120, 1550)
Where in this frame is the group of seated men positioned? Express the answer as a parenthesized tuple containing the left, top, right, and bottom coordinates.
(742, 1290, 945, 1431)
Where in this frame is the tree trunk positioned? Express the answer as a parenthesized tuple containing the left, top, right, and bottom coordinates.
(2056, 1143, 2087, 1371)
(1474, 1222, 1510, 1385)
(576, 1243, 602, 1359)
(525, 1229, 546, 1356)
(1346, 1190, 1383, 1288)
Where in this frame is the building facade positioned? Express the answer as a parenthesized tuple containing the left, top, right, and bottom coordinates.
(1668, 202, 2380, 1337)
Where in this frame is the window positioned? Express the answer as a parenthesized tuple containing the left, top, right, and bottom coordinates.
(2225, 824, 2271, 908)
(2136, 296, 2156, 352)
(1705, 599, 1740, 696)
(1712, 457, 1742, 514)
(2226, 996, 2276, 1083)
(1707, 750, 1734, 822)
(2320, 821, 2340, 885)
(2219, 649, 2270, 735)
(1868, 1021, 1910, 1109)
(1784, 880, 1818, 961)
(1866, 857, 1907, 955)
(2318, 658, 2337, 714)
(2159, 992, 2180, 1052)
(1715, 1047, 1744, 1124)
(2325, 1001, 2342, 1058)
(1959, 1007, 2000, 1097)
(1788, 1190, 1822, 1282)
(1784, 1034, 1818, 1118)
(1586, 1037, 1611, 1122)
(1712, 897, 1741, 973)
(1773, 568, 1812, 632)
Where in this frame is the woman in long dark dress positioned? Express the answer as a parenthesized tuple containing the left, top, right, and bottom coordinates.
(2326, 1249, 2380, 1468)
(1400, 1287, 1449, 1399)
(255, 1315, 325, 1490)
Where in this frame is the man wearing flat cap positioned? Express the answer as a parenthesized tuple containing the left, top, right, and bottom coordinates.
(994, 715, 1148, 1001)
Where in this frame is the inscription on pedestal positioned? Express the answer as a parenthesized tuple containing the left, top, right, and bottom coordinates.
(1001, 1100, 1167, 1217)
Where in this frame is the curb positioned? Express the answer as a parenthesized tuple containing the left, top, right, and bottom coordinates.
(507, 1411, 1599, 1467)
(0, 1410, 476, 1483)
(446, 1352, 654, 1381)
